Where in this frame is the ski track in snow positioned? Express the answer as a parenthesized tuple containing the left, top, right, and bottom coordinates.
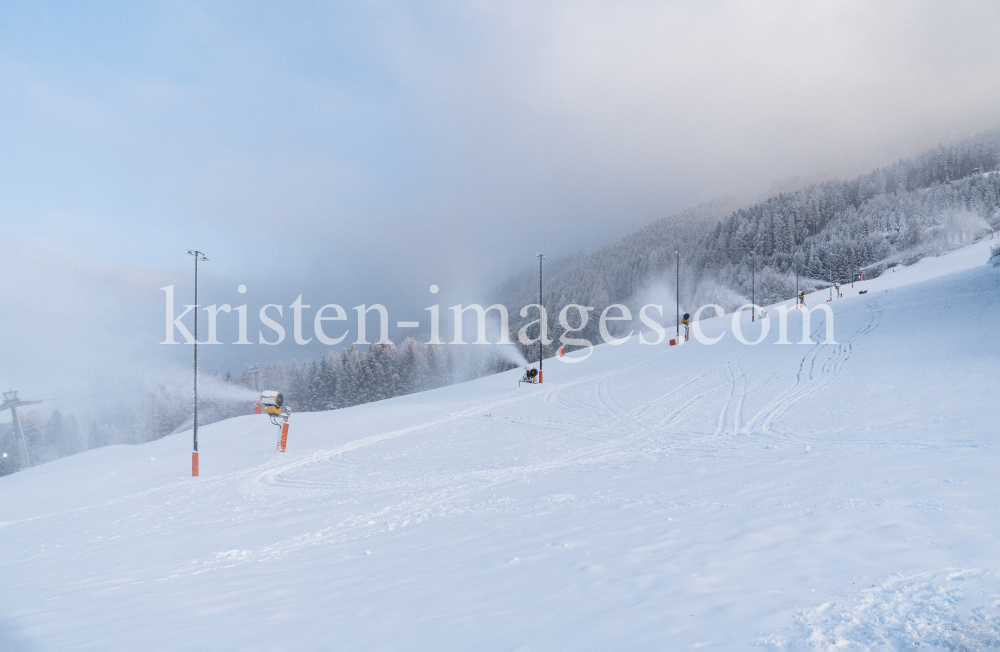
(232, 289, 982, 566)
(741, 299, 882, 440)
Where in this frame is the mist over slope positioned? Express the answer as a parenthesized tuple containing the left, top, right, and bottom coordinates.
(8, 131, 999, 473)
(496, 194, 752, 308)
(502, 130, 1000, 360)
(255, 131, 1000, 417)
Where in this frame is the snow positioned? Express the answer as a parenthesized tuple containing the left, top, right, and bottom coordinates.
(2, 240, 999, 651)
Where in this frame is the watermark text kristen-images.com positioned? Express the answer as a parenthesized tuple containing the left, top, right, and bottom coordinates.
(160, 285, 836, 362)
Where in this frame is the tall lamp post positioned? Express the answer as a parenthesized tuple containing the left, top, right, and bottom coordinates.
(795, 254, 800, 308)
(536, 253, 545, 383)
(675, 251, 680, 338)
(751, 250, 756, 322)
(829, 259, 833, 302)
(187, 249, 208, 477)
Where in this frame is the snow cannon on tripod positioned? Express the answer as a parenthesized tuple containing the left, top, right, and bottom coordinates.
(259, 390, 292, 453)
(519, 367, 539, 387)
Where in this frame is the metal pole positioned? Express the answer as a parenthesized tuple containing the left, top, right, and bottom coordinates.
(675, 251, 679, 336)
(194, 254, 199, 467)
(537, 253, 545, 383)
(751, 251, 755, 322)
(1, 391, 41, 470)
(187, 250, 207, 476)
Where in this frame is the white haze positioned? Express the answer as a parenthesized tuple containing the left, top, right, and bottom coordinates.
(940, 210, 992, 247)
(492, 343, 531, 369)
(3, 0, 1000, 439)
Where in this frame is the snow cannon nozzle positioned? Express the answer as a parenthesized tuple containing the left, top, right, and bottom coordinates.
(519, 366, 539, 387)
(260, 390, 283, 415)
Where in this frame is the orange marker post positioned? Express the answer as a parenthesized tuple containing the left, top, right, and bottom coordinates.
(277, 407, 292, 453)
(192, 451, 199, 476)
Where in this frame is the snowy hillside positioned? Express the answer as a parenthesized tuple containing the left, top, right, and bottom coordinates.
(2, 240, 999, 651)
(500, 131, 1000, 364)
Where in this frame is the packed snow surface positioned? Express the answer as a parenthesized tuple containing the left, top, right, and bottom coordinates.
(3, 240, 999, 650)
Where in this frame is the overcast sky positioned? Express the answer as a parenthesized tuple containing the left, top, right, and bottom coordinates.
(2, 0, 1000, 404)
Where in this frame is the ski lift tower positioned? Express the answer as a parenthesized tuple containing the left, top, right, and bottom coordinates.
(1, 390, 41, 469)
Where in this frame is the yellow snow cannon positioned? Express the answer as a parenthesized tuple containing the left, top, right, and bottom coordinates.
(519, 367, 539, 387)
(260, 390, 284, 416)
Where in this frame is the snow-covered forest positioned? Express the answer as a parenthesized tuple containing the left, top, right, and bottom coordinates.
(504, 130, 1000, 359)
(224, 339, 519, 412)
(0, 388, 252, 473)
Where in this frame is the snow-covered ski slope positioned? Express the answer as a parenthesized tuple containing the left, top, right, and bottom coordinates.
(3, 240, 999, 651)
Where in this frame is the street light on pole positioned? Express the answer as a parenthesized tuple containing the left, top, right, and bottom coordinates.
(536, 253, 545, 383)
(186, 249, 208, 477)
(675, 251, 680, 337)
